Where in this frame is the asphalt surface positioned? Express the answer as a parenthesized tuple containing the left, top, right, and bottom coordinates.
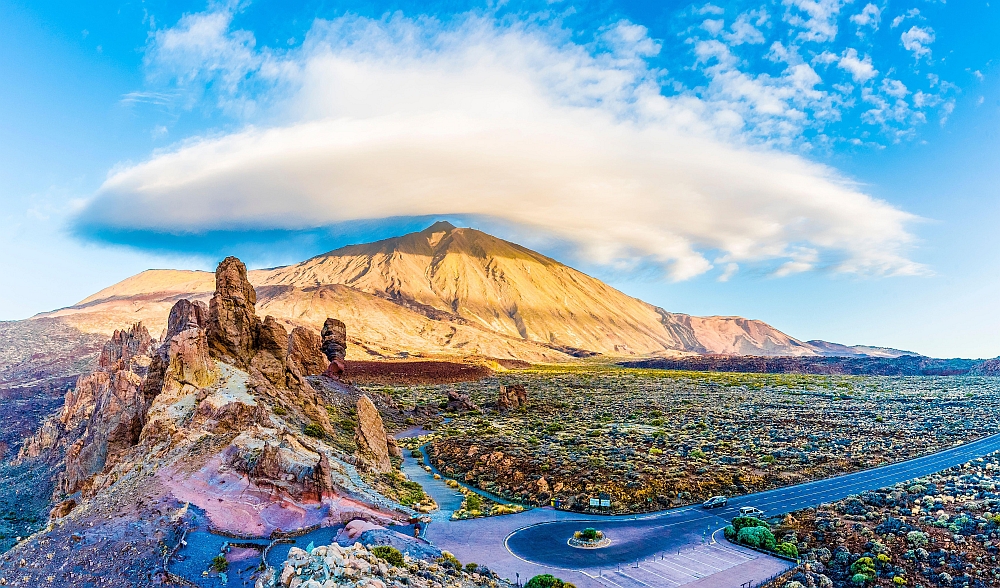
(505, 431, 1000, 568)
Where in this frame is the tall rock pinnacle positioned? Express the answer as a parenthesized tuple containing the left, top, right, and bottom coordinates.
(207, 256, 260, 367)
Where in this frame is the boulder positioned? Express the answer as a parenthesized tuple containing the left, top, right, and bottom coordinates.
(498, 384, 527, 412)
(287, 327, 329, 377)
(321, 318, 347, 376)
(207, 256, 260, 367)
(445, 390, 478, 413)
(355, 395, 393, 473)
(226, 427, 332, 501)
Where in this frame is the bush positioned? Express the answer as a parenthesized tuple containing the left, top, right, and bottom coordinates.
(723, 525, 736, 541)
(372, 546, 404, 567)
(906, 530, 928, 547)
(876, 553, 890, 564)
(465, 563, 479, 573)
(210, 554, 228, 572)
(525, 574, 572, 588)
(439, 551, 461, 569)
(851, 573, 869, 585)
(850, 557, 876, 582)
(465, 494, 482, 512)
(775, 542, 798, 558)
(580, 528, 600, 540)
(303, 423, 324, 438)
(736, 526, 776, 551)
(410, 450, 422, 458)
(892, 577, 906, 586)
(732, 517, 769, 532)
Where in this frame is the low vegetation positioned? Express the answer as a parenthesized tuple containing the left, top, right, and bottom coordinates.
(366, 365, 1000, 513)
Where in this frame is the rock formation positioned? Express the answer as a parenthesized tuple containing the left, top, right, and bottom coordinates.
(207, 256, 260, 367)
(287, 326, 329, 377)
(321, 318, 347, 376)
(444, 390, 478, 413)
(225, 427, 333, 501)
(498, 384, 527, 412)
(251, 315, 290, 387)
(354, 395, 399, 473)
(54, 323, 156, 495)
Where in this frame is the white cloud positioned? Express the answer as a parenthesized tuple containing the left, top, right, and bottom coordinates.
(900, 25, 935, 60)
(78, 8, 926, 280)
(781, 0, 849, 43)
(890, 8, 921, 29)
(850, 4, 881, 31)
(837, 48, 878, 83)
(723, 10, 768, 46)
(881, 78, 908, 99)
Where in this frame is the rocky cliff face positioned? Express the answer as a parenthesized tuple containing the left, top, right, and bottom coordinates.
(19, 323, 157, 496)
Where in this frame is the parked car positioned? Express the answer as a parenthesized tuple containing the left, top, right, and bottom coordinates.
(702, 496, 728, 509)
(738, 506, 765, 518)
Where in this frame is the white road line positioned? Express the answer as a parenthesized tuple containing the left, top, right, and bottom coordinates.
(631, 565, 683, 587)
(674, 553, 724, 572)
(646, 558, 703, 578)
(616, 570, 652, 587)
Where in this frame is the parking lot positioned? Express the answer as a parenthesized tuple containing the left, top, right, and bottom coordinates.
(583, 543, 790, 588)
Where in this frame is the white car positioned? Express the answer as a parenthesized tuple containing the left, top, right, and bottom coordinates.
(738, 506, 765, 518)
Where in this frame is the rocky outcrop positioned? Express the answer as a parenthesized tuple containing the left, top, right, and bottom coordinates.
(287, 326, 329, 377)
(225, 427, 333, 501)
(251, 316, 289, 387)
(445, 390, 478, 413)
(322, 318, 347, 376)
(498, 384, 527, 412)
(354, 395, 398, 473)
(57, 324, 156, 495)
(207, 256, 260, 367)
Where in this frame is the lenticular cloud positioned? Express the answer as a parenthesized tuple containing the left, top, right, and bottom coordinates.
(78, 10, 925, 280)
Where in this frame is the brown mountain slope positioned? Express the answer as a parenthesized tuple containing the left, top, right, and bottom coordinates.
(49, 221, 830, 360)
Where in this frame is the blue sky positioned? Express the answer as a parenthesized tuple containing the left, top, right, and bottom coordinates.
(1, 0, 999, 358)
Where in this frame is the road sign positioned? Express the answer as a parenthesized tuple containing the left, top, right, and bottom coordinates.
(589, 498, 600, 507)
(600, 499, 611, 507)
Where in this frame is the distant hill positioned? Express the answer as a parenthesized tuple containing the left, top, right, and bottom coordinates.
(33, 221, 901, 364)
(620, 355, 982, 376)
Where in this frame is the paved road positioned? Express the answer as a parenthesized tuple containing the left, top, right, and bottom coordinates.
(504, 432, 1000, 570)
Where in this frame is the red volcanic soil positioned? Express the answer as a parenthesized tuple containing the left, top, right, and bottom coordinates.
(344, 360, 494, 385)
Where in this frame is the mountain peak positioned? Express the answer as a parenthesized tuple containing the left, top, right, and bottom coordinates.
(423, 220, 456, 233)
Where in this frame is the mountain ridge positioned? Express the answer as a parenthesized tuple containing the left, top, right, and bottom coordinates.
(42, 222, 915, 362)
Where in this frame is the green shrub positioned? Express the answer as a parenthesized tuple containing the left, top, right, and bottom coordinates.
(372, 546, 404, 567)
(273, 405, 288, 416)
(775, 542, 798, 558)
(850, 557, 876, 581)
(465, 494, 483, 512)
(303, 423, 324, 438)
(438, 551, 461, 569)
(410, 450, 422, 458)
(210, 554, 228, 572)
(851, 573, 869, 585)
(465, 563, 479, 573)
(736, 526, 776, 551)
(906, 530, 928, 547)
(732, 517, 769, 532)
(723, 525, 736, 541)
(760, 455, 775, 463)
(580, 528, 599, 540)
(525, 574, 572, 588)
